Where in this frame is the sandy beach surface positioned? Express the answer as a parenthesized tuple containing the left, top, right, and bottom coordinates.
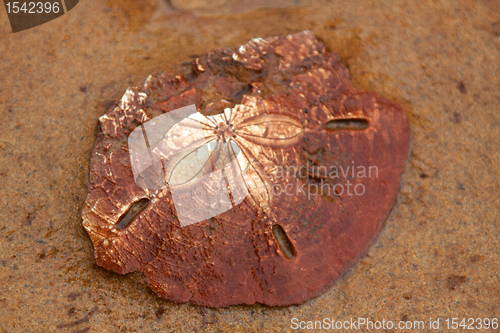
(0, 0, 499, 332)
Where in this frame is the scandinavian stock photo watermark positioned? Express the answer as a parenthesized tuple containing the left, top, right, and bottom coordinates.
(268, 163, 379, 199)
(290, 317, 499, 331)
(128, 104, 379, 226)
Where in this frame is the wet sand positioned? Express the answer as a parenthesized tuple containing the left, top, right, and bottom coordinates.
(0, 0, 499, 332)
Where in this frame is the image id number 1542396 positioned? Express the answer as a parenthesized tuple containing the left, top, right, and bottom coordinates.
(5, 2, 60, 13)
(444, 318, 498, 330)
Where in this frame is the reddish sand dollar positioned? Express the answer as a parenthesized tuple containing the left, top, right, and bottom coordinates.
(82, 31, 409, 307)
